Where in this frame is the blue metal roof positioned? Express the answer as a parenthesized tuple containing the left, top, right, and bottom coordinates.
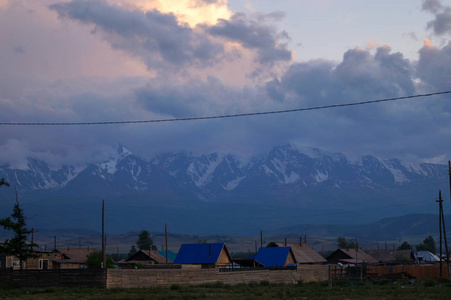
(174, 243, 226, 264)
(254, 247, 291, 267)
(157, 250, 177, 263)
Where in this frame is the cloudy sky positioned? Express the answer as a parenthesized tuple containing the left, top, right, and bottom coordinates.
(1, 0, 451, 168)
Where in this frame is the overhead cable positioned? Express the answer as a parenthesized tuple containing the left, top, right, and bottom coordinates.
(0, 90, 450, 126)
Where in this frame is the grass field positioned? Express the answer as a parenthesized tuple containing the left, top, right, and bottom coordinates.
(1, 279, 450, 299)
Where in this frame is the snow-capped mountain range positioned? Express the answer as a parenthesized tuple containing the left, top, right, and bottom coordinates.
(0, 144, 447, 199)
(0, 144, 448, 235)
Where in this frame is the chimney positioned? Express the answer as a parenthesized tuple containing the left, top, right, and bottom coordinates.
(284, 238, 287, 246)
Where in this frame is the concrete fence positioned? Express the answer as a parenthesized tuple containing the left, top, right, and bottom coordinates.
(6, 264, 448, 289)
(106, 265, 330, 288)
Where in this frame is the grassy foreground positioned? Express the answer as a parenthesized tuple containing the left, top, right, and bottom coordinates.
(0, 279, 450, 299)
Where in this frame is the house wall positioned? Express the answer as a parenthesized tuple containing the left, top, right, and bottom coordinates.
(24, 253, 61, 270)
(284, 253, 296, 266)
(106, 265, 330, 288)
(216, 249, 232, 266)
(327, 251, 349, 264)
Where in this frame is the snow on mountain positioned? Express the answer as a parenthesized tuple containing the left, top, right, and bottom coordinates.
(0, 144, 447, 204)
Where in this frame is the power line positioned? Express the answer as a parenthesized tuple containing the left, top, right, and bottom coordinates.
(1, 90, 450, 126)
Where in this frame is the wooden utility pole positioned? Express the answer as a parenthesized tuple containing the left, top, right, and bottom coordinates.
(260, 230, 263, 248)
(165, 223, 168, 264)
(449, 161, 451, 206)
(102, 200, 106, 269)
(437, 190, 450, 279)
(437, 191, 443, 278)
(31, 228, 34, 251)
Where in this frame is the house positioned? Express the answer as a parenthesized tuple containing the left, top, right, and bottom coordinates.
(326, 248, 378, 264)
(415, 251, 440, 263)
(368, 250, 415, 264)
(0, 248, 96, 270)
(157, 250, 177, 263)
(267, 242, 326, 264)
(52, 248, 97, 269)
(0, 251, 61, 270)
(253, 247, 296, 267)
(124, 250, 169, 265)
(173, 243, 232, 268)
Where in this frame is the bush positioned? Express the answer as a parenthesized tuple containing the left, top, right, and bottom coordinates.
(85, 250, 115, 268)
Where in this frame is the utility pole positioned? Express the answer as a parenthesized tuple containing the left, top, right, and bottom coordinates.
(165, 223, 168, 264)
(437, 190, 450, 279)
(449, 161, 451, 207)
(437, 191, 443, 278)
(102, 200, 106, 269)
(260, 230, 263, 248)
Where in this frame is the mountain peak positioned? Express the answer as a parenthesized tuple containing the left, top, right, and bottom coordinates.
(117, 144, 132, 159)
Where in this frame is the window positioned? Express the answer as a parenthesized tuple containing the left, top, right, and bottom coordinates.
(39, 259, 49, 270)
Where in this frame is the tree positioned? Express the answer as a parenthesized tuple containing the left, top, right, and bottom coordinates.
(86, 250, 114, 268)
(337, 236, 358, 249)
(0, 186, 37, 270)
(398, 241, 412, 250)
(416, 235, 436, 253)
(337, 236, 348, 248)
(136, 230, 156, 250)
(128, 245, 137, 258)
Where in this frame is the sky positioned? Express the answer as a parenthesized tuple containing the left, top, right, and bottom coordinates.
(1, 0, 451, 168)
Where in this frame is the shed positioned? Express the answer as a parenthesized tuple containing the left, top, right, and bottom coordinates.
(368, 250, 415, 264)
(174, 243, 232, 268)
(415, 251, 440, 263)
(268, 242, 326, 264)
(253, 247, 296, 267)
(326, 248, 378, 264)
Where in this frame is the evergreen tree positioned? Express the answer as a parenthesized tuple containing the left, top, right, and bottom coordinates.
(128, 245, 137, 258)
(337, 236, 357, 249)
(398, 241, 412, 250)
(337, 236, 348, 248)
(0, 187, 37, 269)
(416, 235, 436, 253)
(136, 230, 156, 250)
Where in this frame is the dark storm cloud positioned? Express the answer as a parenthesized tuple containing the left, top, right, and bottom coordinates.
(423, 0, 451, 35)
(274, 46, 414, 106)
(208, 13, 292, 64)
(49, 0, 224, 69)
(256, 46, 450, 160)
(135, 76, 243, 118)
(417, 42, 451, 90)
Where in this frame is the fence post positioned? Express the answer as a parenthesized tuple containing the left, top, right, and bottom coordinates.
(328, 265, 332, 289)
